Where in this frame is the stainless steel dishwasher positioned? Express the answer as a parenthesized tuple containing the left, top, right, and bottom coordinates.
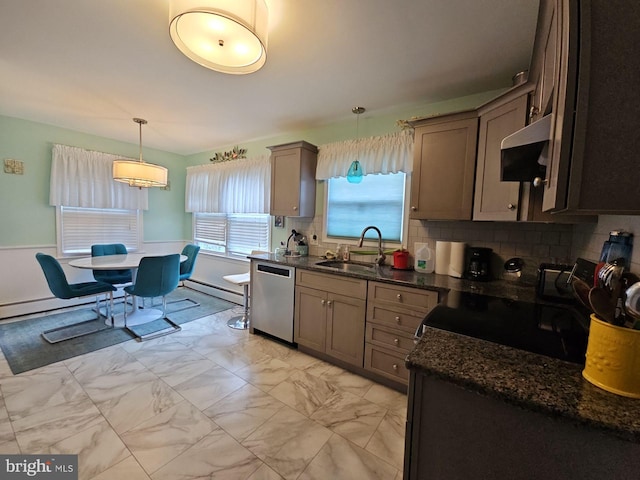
(250, 261, 295, 343)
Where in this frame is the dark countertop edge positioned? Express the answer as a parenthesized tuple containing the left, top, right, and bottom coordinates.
(407, 327, 640, 443)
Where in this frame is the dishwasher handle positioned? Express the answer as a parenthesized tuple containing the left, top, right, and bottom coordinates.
(256, 263, 293, 278)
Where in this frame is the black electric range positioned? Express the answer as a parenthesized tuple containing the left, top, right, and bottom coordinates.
(417, 291, 589, 364)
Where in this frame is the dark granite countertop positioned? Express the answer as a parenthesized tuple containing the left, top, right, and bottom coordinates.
(406, 327, 640, 443)
(248, 253, 539, 302)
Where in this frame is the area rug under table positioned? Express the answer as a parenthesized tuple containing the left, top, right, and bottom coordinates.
(0, 288, 235, 375)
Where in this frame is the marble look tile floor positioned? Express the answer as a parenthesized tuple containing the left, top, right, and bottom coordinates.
(0, 305, 407, 480)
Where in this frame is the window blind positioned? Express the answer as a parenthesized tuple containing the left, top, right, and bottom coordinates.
(194, 213, 270, 257)
(59, 207, 141, 255)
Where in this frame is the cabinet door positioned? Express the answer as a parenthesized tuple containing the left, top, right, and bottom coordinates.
(270, 148, 301, 217)
(325, 292, 366, 366)
(294, 286, 326, 352)
(473, 95, 527, 221)
(529, 0, 557, 123)
(410, 112, 478, 220)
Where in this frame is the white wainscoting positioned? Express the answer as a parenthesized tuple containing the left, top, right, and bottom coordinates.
(0, 243, 250, 320)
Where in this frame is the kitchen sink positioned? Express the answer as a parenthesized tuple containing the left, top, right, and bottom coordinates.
(315, 260, 378, 274)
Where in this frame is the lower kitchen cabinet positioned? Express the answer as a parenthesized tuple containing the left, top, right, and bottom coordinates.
(364, 343, 410, 385)
(294, 270, 367, 367)
(365, 282, 439, 385)
(404, 372, 640, 480)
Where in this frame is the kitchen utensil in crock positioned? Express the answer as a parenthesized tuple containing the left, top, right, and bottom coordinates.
(624, 282, 640, 329)
(572, 278, 593, 311)
(589, 287, 615, 324)
(598, 262, 624, 291)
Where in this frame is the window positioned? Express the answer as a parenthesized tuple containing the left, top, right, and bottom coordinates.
(57, 206, 142, 255)
(325, 172, 406, 242)
(194, 213, 270, 257)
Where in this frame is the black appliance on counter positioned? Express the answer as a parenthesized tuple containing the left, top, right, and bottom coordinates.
(415, 291, 588, 365)
(464, 247, 492, 281)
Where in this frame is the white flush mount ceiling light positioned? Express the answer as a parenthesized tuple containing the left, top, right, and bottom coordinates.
(169, 0, 268, 75)
(113, 118, 168, 188)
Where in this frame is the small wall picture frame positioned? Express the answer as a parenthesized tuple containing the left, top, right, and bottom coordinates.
(274, 215, 285, 228)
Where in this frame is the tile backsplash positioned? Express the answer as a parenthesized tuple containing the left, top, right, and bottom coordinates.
(286, 214, 640, 280)
(572, 215, 640, 273)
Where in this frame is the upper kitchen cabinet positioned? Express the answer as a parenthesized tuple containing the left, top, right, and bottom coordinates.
(410, 111, 478, 220)
(474, 91, 530, 221)
(474, 85, 593, 223)
(268, 141, 318, 217)
(514, 0, 640, 214)
(528, 0, 557, 124)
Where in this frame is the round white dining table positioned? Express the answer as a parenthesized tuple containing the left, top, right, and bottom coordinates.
(69, 253, 187, 327)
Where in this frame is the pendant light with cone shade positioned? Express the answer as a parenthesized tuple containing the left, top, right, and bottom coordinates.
(113, 118, 168, 188)
(347, 107, 365, 184)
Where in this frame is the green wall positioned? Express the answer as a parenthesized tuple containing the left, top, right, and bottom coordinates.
(184, 89, 506, 166)
(0, 87, 506, 248)
(0, 115, 187, 247)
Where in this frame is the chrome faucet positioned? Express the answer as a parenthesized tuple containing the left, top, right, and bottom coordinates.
(357, 226, 386, 266)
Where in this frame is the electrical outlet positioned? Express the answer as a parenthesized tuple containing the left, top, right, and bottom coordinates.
(310, 233, 318, 246)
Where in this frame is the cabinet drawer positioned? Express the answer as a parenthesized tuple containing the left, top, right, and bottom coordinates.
(296, 269, 367, 299)
(366, 304, 424, 333)
(366, 323, 415, 353)
(368, 282, 438, 312)
(364, 344, 409, 384)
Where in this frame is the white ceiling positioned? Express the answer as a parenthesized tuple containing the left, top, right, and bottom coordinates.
(0, 0, 539, 155)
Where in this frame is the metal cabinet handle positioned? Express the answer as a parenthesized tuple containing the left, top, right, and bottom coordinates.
(327, 300, 332, 307)
(392, 364, 398, 370)
(396, 293, 402, 300)
(411, 206, 417, 211)
(533, 177, 548, 188)
(321, 299, 325, 305)
(395, 316, 401, 324)
(393, 338, 399, 345)
(529, 105, 539, 121)
(293, 206, 298, 211)
(507, 203, 516, 210)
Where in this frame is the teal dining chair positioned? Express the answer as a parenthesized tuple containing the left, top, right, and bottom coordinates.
(179, 244, 200, 284)
(91, 243, 133, 286)
(167, 244, 201, 312)
(35, 253, 116, 343)
(123, 254, 181, 341)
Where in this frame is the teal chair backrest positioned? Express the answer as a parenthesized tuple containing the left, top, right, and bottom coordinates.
(179, 244, 201, 280)
(91, 243, 132, 284)
(92, 244, 128, 257)
(129, 254, 180, 298)
(35, 253, 75, 299)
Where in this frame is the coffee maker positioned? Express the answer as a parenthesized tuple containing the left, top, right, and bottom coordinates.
(465, 247, 492, 281)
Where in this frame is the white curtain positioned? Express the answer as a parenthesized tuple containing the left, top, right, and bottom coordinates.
(185, 155, 271, 213)
(49, 144, 148, 210)
(315, 130, 414, 180)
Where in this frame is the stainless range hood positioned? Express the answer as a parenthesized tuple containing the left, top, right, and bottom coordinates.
(500, 114, 551, 182)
